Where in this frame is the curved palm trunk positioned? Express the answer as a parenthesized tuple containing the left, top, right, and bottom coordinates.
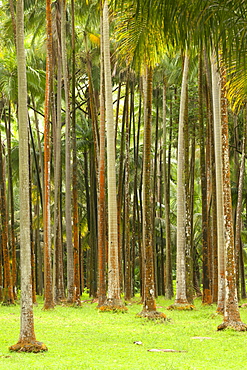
(174, 52, 190, 307)
(10, 0, 47, 352)
(103, 0, 122, 308)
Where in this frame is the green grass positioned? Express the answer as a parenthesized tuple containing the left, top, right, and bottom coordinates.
(1, 295, 247, 369)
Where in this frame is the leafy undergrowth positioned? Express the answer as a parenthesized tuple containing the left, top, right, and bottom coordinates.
(1, 295, 247, 369)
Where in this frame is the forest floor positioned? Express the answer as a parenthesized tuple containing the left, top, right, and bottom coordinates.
(1, 294, 247, 369)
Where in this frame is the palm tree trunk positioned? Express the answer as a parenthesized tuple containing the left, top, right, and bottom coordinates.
(124, 79, 132, 301)
(235, 111, 247, 299)
(199, 54, 212, 304)
(184, 77, 194, 305)
(139, 66, 164, 319)
(0, 130, 14, 305)
(164, 84, 173, 299)
(5, 104, 17, 300)
(103, 0, 122, 307)
(217, 66, 246, 331)
(10, 0, 47, 351)
(71, 0, 80, 306)
(211, 54, 225, 313)
(43, 0, 54, 311)
(97, 10, 107, 307)
(174, 52, 190, 307)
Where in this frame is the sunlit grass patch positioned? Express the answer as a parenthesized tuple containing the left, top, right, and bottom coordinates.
(0, 295, 247, 369)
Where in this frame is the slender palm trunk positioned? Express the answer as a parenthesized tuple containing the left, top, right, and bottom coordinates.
(70, 0, 80, 305)
(175, 52, 190, 307)
(184, 79, 194, 305)
(0, 131, 14, 305)
(97, 10, 107, 307)
(199, 54, 212, 304)
(164, 83, 173, 299)
(211, 55, 225, 313)
(235, 116, 246, 298)
(217, 66, 246, 331)
(139, 66, 164, 319)
(4, 104, 17, 300)
(103, 0, 122, 307)
(10, 0, 47, 351)
(53, 31, 64, 303)
(124, 80, 132, 301)
(43, 0, 54, 310)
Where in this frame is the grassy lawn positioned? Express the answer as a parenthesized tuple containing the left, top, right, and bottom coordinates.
(1, 295, 247, 369)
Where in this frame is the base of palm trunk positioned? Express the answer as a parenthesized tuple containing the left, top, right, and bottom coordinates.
(98, 298, 127, 312)
(137, 310, 166, 320)
(217, 320, 247, 331)
(97, 295, 107, 308)
(167, 303, 195, 310)
(9, 340, 48, 353)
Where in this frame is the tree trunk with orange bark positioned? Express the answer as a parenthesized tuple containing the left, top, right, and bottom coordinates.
(0, 130, 14, 305)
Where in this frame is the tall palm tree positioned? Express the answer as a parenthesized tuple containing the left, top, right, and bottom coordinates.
(9, 0, 47, 352)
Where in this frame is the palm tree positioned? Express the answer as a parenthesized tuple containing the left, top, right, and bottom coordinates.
(9, 0, 47, 352)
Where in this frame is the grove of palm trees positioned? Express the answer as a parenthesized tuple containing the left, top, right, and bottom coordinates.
(1, 0, 247, 357)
